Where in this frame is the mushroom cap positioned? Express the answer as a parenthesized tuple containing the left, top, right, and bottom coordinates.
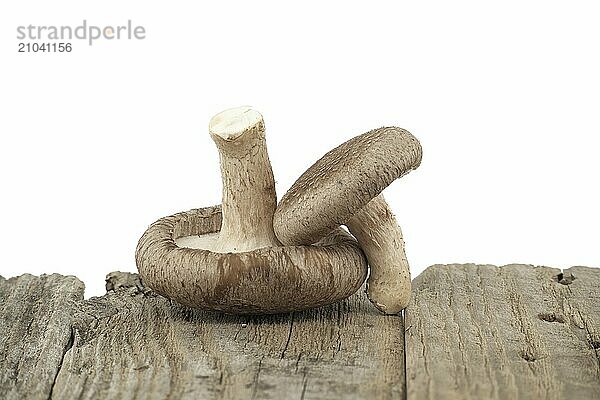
(274, 127, 422, 246)
(135, 206, 368, 314)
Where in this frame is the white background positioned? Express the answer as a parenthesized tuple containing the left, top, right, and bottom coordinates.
(1, 1, 598, 298)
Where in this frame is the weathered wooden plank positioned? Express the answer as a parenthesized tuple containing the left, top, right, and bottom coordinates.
(0, 274, 84, 400)
(51, 272, 405, 400)
(6, 264, 596, 399)
(405, 264, 600, 400)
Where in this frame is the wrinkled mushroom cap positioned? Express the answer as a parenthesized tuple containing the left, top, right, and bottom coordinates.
(135, 206, 368, 314)
(274, 127, 422, 245)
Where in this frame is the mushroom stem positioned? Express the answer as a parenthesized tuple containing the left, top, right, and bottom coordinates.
(345, 194, 411, 314)
(209, 107, 280, 253)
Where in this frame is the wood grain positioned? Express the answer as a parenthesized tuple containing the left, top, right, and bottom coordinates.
(405, 264, 600, 400)
(2, 264, 598, 399)
(0, 274, 84, 400)
(51, 272, 404, 400)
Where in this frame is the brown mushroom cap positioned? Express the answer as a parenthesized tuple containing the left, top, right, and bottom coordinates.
(136, 206, 368, 314)
(274, 127, 422, 245)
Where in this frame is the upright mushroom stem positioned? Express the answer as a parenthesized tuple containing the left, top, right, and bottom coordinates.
(346, 194, 411, 314)
(209, 107, 281, 253)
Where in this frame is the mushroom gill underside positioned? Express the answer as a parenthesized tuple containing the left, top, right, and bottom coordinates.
(136, 207, 367, 314)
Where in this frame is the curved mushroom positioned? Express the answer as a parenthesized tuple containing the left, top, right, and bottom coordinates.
(273, 127, 422, 314)
(136, 107, 367, 314)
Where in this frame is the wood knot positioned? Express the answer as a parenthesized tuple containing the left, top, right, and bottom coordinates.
(105, 272, 152, 295)
(538, 312, 566, 323)
(588, 338, 600, 350)
(519, 350, 537, 362)
(553, 272, 576, 285)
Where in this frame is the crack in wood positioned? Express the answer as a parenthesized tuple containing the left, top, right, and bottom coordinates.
(280, 313, 295, 359)
(48, 327, 75, 400)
